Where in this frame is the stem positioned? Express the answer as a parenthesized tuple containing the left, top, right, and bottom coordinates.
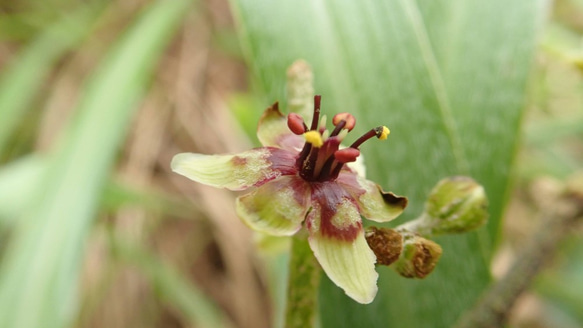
(455, 193, 583, 328)
(395, 214, 433, 237)
(284, 236, 321, 328)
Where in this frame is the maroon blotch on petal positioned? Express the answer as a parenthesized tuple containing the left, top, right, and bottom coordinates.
(231, 156, 248, 166)
(311, 182, 362, 242)
(266, 147, 299, 176)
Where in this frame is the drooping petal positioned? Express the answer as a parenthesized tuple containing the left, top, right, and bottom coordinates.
(236, 175, 310, 236)
(306, 182, 378, 304)
(337, 173, 407, 222)
(307, 220, 378, 303)
(308, 232, 378, 304)
(171, 147, 297, 191)
(256, 102, 303, 150)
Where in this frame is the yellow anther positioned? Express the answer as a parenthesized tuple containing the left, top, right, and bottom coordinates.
(379, 126, 390, 140)
(304, 131, 324, 147)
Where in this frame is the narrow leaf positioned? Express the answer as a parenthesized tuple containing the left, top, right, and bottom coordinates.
(0, 6, 99, 154)
(114, 240, 233, 328)
(0, 1, 193, 327)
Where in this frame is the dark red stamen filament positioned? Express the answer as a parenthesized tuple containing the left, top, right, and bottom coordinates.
(310, 95, 321, 131)
(350, 126, 384, 149)
(316, 156, 336, 181)
(330, 120, 346, 137)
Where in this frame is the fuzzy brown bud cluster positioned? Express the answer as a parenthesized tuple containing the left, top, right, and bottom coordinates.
(365, 176, 488, 279)
(365, 227, 442, 279)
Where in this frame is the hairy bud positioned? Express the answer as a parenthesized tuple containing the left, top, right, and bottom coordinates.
(398, 176, 488, 236)
(392, 232, 442, 279)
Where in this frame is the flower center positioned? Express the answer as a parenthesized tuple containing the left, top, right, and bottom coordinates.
(287, 95, 390, 182)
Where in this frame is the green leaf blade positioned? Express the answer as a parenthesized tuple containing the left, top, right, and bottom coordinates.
(231, 0, 544, 326)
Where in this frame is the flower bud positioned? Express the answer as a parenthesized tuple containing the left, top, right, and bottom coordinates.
(399, 176, 488, 236)
(365, 227, 403, 266)
(423, 176, 488, 235)
(392, 232, 442, 279)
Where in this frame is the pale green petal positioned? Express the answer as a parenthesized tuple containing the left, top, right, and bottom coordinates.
(339, 174, 407, 223)
(308, 229, 378, 304)
(257, 102, 303, 150)
(257, 102, 289, 146)
(171, 149, 284, 190)
(236, 176, 310, 236)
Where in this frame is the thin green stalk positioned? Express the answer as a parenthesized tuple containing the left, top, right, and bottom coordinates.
(285, 236, 321, 328)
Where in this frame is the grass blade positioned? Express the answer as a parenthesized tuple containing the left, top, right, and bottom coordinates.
(0, 6, 99, 155)
(0, 1, 193, 327)
(114, 239, 234, 328)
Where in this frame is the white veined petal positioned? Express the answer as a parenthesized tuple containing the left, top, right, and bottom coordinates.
(309, 229, 378, 304)
(236, 176, 310, 236)
(257, 102, 303, 151)
(171, 149, 282, 191)
(337, 173, 407, 223)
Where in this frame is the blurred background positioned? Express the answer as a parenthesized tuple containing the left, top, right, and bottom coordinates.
(0, 0, 581, 327)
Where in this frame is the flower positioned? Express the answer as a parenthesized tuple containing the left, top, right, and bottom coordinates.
(171, 95, 407, 304)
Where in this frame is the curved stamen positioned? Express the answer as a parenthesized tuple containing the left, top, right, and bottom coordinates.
(288, 113, 308, 135)
(330, 120, 346, 137)
(332, 113, 356, 131)
(350, 126, 388, 149)
(310, 95, 322, 131)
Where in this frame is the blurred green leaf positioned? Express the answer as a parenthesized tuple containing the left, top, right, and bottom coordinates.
(0, 1, 193, 327)
(227, 92, 264, 138)
(230, 0, 544, 327)
(0, 156, 197, 226)
(0, 6, 100, 156)
(536, 238, 583, 325)
(525, 114, 583, 146)
(114, 239, 233, 328)
(0, 14, 38, 40)
(0, 156, 44, 222)
(102, 181, 198, 218)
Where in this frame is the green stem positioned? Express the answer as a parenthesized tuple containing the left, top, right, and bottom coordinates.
(284, 236, 321, 328)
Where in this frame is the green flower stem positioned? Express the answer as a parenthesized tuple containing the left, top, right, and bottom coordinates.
(285, 235, 321, 328)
